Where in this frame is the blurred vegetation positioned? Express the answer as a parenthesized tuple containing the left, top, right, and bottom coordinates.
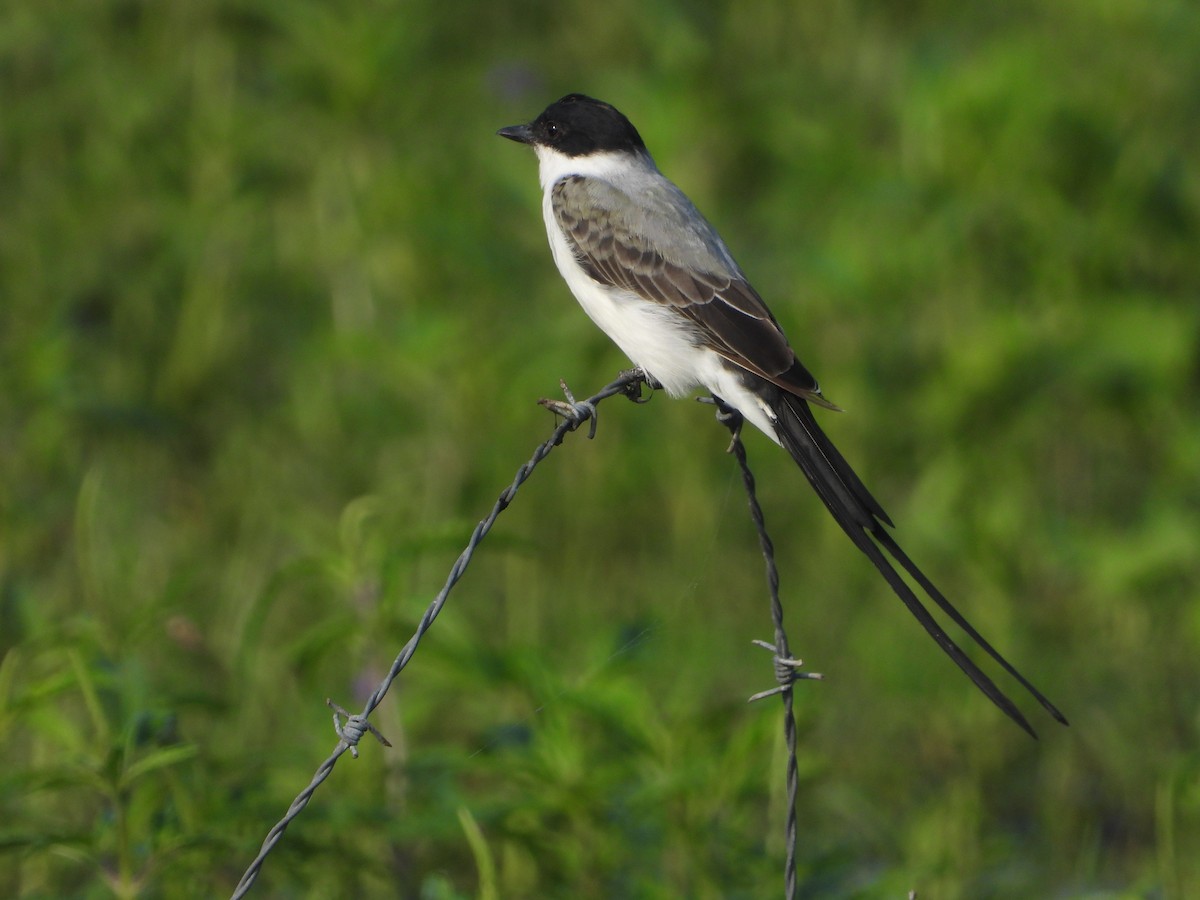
(2, 0, 1199, 897)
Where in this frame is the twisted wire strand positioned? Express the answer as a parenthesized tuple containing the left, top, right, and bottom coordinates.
(230, 370, 648, 899)
(713, 400, 802, 900)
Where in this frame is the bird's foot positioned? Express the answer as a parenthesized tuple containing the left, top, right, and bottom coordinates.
(700, 395, 743, 452)
(617, 366, 659, 403)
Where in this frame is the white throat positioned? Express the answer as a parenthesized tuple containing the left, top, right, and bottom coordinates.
(534, 146, 658, 192)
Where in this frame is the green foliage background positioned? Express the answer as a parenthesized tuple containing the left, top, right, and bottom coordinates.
(3, 0, 1199, 897)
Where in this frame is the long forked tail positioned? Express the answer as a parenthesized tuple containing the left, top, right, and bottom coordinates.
(768, 390, 1069, 738)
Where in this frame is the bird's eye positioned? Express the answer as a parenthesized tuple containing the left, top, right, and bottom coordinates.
(545, 122, 561, 139)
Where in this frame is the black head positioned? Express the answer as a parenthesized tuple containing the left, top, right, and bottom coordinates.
(497, 94, 647, 157)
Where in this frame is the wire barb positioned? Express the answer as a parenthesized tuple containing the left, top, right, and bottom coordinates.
(539, 379, 600, 438)
(747, 640, 824, 702)
(327, 699, 392, 758)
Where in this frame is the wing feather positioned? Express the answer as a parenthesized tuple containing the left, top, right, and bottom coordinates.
(551, 174, 834, 406)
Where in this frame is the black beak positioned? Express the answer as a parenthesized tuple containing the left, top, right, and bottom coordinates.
(497, 123, 535, 144)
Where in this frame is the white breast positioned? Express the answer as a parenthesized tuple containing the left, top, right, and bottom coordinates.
(531, 146, 784, 442)
(541, 200, 710, 397)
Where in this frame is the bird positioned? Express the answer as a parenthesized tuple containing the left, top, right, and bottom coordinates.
(498, 93, 1068, 737)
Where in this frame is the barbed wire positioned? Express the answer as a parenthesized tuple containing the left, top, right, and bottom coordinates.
(230, 371, 815, 899)
(230, 368, 650, 899)
(708, 397, 822, 900)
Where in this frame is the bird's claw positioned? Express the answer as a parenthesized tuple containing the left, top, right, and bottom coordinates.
(618, 367, 659, 403)
(701, 395, 743, 451)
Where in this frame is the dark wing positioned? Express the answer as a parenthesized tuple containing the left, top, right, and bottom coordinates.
(551, 174, 835, 409)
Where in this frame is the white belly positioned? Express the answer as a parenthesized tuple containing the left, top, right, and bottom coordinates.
(539, 188, 783, 445)
(540, 202, 704, 397)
